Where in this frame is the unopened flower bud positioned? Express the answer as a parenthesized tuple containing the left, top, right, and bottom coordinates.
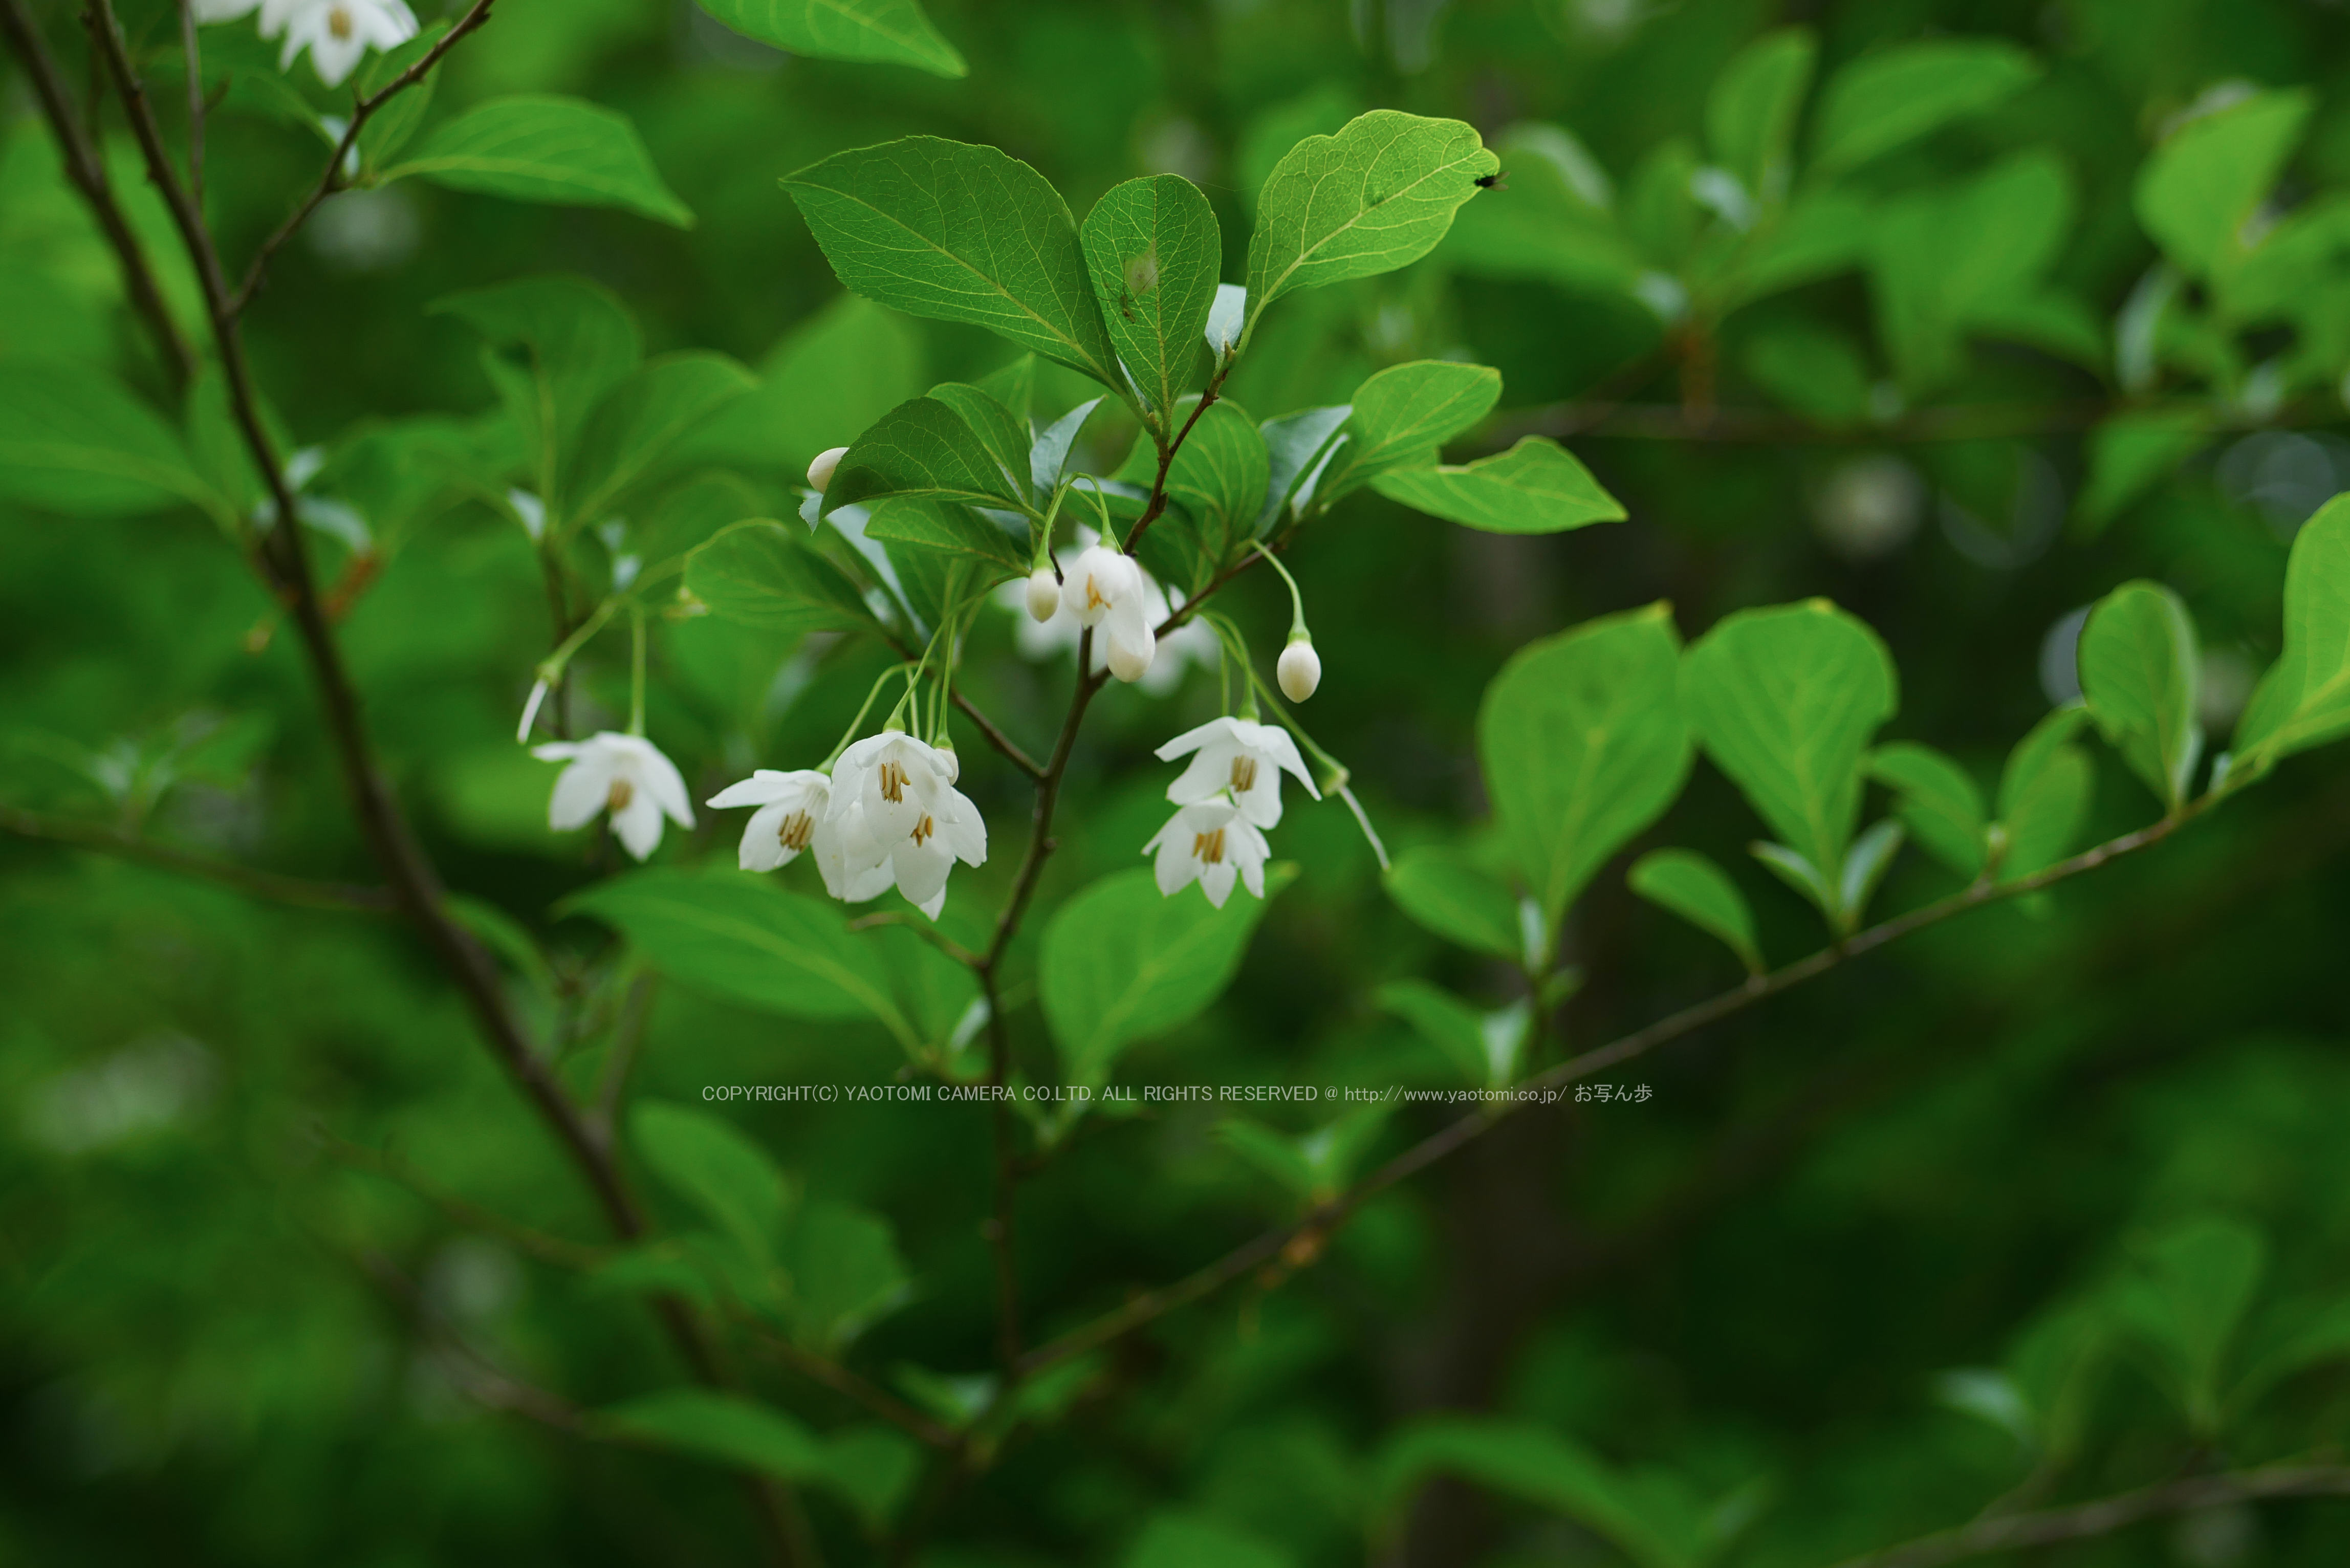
(1105, 626, 1156, 684)
(1025, 567, 1060, 623)
(937, 739, 960, 783)
(808, 445, 849, 492)
(1277, 635, 1321, 702)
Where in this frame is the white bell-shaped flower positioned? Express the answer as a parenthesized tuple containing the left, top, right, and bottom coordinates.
(814, 798, 897, 904)
(1069, 543, 1156, 684)
(832, 728, 953, 847)
(705, 769, 831, 873)
(1144, 799, 1269, 908)
(535, 732, 694, 861)
(273, 0, 418, 86)
(821, 731, 988, 917)
(1157, 716, 1319, 830)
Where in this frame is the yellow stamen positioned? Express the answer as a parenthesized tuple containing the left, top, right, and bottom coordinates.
(879, 759, 907, 803)
(328, 5, 352, 38)
(1192, 828, 1226, 865)
(1086, 574, 1110, 611)
(607, 777, 634, 812)
(777, 811, 813, 851)
(1229, 756, 1257, 792)
(912, 814, 936, 847)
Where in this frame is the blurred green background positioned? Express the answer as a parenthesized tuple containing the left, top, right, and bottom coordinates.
(6, 0, 2350, 1564)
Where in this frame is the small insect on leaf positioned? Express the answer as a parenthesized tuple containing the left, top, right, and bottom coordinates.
(1473, 170, 1508, 191)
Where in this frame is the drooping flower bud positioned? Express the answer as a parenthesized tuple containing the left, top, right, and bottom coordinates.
(1105, 623, 1156, 684)
(808, 445, 850, 492)
(936, 738, 960, 784)
(1277, 633, 1321, 702)
(1025, 567, 1060, 623)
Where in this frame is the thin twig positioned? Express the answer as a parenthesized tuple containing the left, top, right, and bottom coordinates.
(227, 0, 497, 317)
(0, 0, 195, 390)
(1012, 805, 2206, 1379)
(1822, 1462, 2350, 1568)
(320, 1129, 613, 1270)
(176, 0, 202, 211)
(0, 801, 395, 912)
(591, 969, 658, 1143)
(846, 911, 984, 969)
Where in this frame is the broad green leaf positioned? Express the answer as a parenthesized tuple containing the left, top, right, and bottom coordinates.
(1440, 122, 1644, 296)
(631, 1100, 791, 1259)
(565, 868, 913, 1045)
(2232, 495, 2350, 772)
(693, 0, 966, 78)
(1810, 39, 2041, 176)
(1040, 865, 1288, 1088)
(1255, 404, 1352, 534)
(354, 24, 446, 169)
(1681, 599, 1898, 920)
(1080, 175, 1221, 422)
(822, 395, 1026, 520)
(0, 358, 218, 517)
(1125, 1512, 1289, 1568)
(784, 138, 1121, 388)
(782, 1198, 910, 1353)
(433, 275, 641, 500)
(1030, 395, 1105, 496)
(686, 519, 878, 633)
(1996, 705, 2095, 882)
(562, 352, 756, 523)
(2079, 410, 2210, 534)
(1742, 323, 1870, 423)
(1706, 28, 1815, 203)
(1627, 848, 1761, 975)
(1869, 151, 2073, 393)
(1372, 437, 1623, 534)
(2135, 90, 2312, 280)
(1840, 818, 1906, 924)
(1383, 845, 1524, 963)
(862, 495, 1028, 578)
(1478, 603, 1692, 929)
(1243, 110, 1498, 345)
(600, 1389, 826, 1479)
(974, 353, 1036, 421)
(1377, 980, 1525, 1090)
(2109, 1216, 2266, 1435)
(1161, 398, 1268, 571)
(2078, 580, 2203, 810)
(388, 95, 693, 227)
(1379, 1418, 1712, 1568)
(1867, 742, 1988, 880)
(634, 471, 766, 568)
(924, 381, 1032, 496)
(1321, 359, 1503, 503)
(676, 294, 926, 477)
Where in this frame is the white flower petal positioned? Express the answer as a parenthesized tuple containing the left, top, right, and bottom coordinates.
(546, 755, 615, 832)
(1154, 716, 1234, 764)
(738, 801, 793, 872)
(611, 787, 667, 861)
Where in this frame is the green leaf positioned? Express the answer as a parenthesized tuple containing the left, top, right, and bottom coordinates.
(1379, 1418, 1711, 1568)
(1161, 398, 1269, 570)
(1255, 404, 1353, 534)
(1742, 323, 1870, 424)
(676, 294, 927, 477)
(1040, 865, 1288, 1088)
(1124, 1512, 1289, 1568)
(2078, 580, 2203, 811)
(565, 868, 914, 1045)
(600, 1389, 826, 1480)
(1627, 848, 1761, 975)
(862, 496, 1028, 579)
(685, 519, 879, 634)
(2135, 90, 2312, 280)
(2232, 495, 2350, 773)
(1839, 818, 1905, 924)
(924, 381, 1032, 496)
(0, 358, 218, 517)
(820, 1426, 922, 1529)
(1080, 175, 1221, 422)
(1810, 39, 2041, 177)
(633, 472, 766, 568)
(693, 0, 966, 78)
(782, 1198, 910, 1353)
(388, 95, 693, 226)
(1372, 437, 1623, 534)
(432, 275, 641, 500)
(562, 352, 756, 524)
(1707, 29, 1815, 204)
(1383, 845, 1525, 963)
(784, 138, 1121, 389)
(2109, 1216, 2266, 1436)
(1320, 359, 1503, 503)
(1478, 603, 1692, 930)
(1681, 599, 1899, 925)
(821, 394, 1025, 519)
(1440, 122, 1644, 296)
(1377, 979, 1525, 1091)
(631, 1100, 791, 1260)
(1996, 705, 2096, 882)
(1869, 151, 2075, 393)
(1244, 110, 1498, 345)
(1867, 742, 1988, 880)
(354, 23, 446, 169)
(2078, 410, 2210, 534)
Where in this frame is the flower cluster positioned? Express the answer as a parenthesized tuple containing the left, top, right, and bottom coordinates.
(996, 528, 1218, 695)
(195, 0, 419, 88)
(1144, 717, 1318, 907)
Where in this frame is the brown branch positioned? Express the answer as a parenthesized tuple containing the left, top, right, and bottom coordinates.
(175, 0, 202, 211)
(1012, 806, 2207, 1380)
(0, 0, 195, 391)
(0, 801, 395, 912)
(227, 0, 497, 316)
(1823, 1463, 2350, 1568)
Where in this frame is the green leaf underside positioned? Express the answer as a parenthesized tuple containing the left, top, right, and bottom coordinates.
(1080, 174, 1221, 421)
(1245, 110, 1498, 340)
(1377, 978, 1492, 1087)
(785, 137, 1121, 388)
(1867, 741, 1989, 880)
(1681, 599, 1898, 899)
(389, 95, 694, 226)
(693, 0, 966, 78)
(862, 495, 1028, 578)
(686, 519, 878, 633)
(1627, 848, 1761, 973)
(1383, 846, 1522, 961)
(1478, 603, 1692, 927)
(1372, 437, 1623, 533)
(566, 869, 913, 1042)
(1040, 865, 1288, 1087)
(2078, 579, 2203, 810)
